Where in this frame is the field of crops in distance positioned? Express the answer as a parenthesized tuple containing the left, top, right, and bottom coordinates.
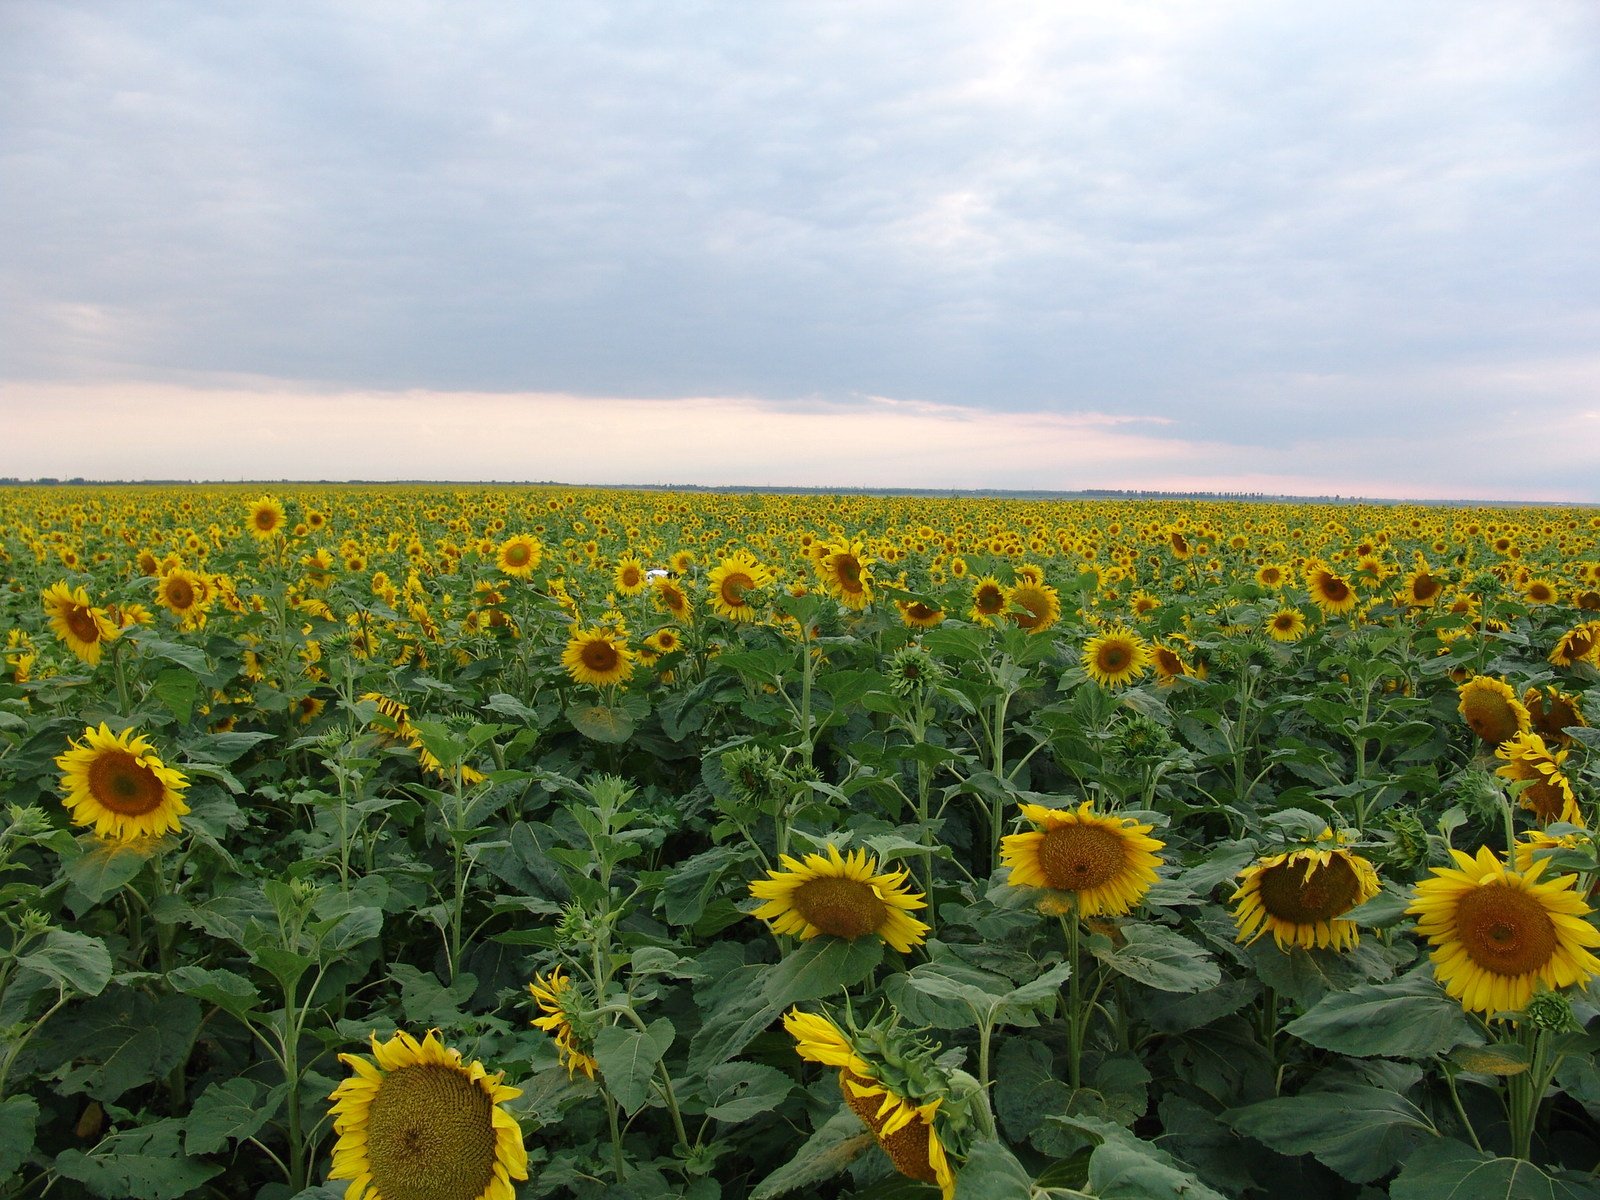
(1, 484, 1598, 1200)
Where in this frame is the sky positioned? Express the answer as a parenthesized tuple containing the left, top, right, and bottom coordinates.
(3, 1, 1598, 500)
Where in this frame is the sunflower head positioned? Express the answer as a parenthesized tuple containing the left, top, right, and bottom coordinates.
(561, 626, 634, 688)
(496, 534, 543, 578)
(1005, 581, 1061, 634)
(1407, 846, 1600, 1018)
(1232, 829, 1380, 952)
(1081, 627, 1150, 688)
(1457, 675, 1531, 746)
(42, 581, 119, 665)
(529, 968, 600, 1080)
(968, 576, 1007, 624)
(329, 1029, 528, 1200)
(1495, 732, 1582, 827)
(56, 723, 189, 843)
(750, 844, 930, 953)
(1001, 801, 1164, 916)
(708, 552, 772, 622)
(246, 496, 286, 540)
(1265, 607, 1308, 642)
(1523, 685, 1588, 747)
(1307, 563, 1359, 615)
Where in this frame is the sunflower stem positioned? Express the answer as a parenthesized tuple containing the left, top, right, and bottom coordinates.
(1061, 913, 1083, 1092)
(604, 1091, 627, 1179)
(109, 636, 132, 715)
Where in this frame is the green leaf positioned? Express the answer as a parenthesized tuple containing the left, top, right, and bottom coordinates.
(566, 704, 635, 744)
(17, 930, 112, 996)
(53, 1118, 223, 1198)
(184, 1077, 285, 1154)
(1228, 1084, 1438, 1183)
(704, 1061, 793, 1122)
(1090, 924, 1220, 993)
(168, 965, 262, 1019)
(183, 730, 276, 764)
(1284, 971, 1485, 1058)
(65, 840, 150, 906)
(391, 964, 479, 1028)
(149, 668, 199, 723)
(954, 1138, 1033, 1199)
(0, 1096, 38, 1179)
(591, 1018, 675, 1115)
(750, 1106, 874, 1200)
(1078, 1121, 1230, 1200)
(32, 988, 200, 1101)
(761, 936, 884, 1006)
(1390, 1138, 1600, 1199)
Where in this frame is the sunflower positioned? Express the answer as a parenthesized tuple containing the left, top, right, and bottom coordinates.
(561, 626, 634, 687)
(1307, 563, 1359, 616)
(1457, 675, 1531, 746)
(707, 551, 771, 622)
(1001, 801, 1164, 916)
(495, 534, 543, 578)
(1522, 578, 1559, 606)
(155, 567, 209, 622)
(56, 723, 189, 842)
(1524, 685, 1588, 747)
(528, 968, 599, 1080)
(1232, 830, 1380, 951)
(1081, 627, 1149, 688)
(246, 496, 286, 539)
(1149, 642, 1189, 686)
(651, 575, 692, 621)
(749, 844, 930, 952)
(1397, 565, 1445, 608)
(1495, 732, 1582, 826)
(42, 581, 119, 665)
(613, 555, 648, 596)
(1006, 581, 1060, 634)
(1549, 621, 1600, 668)
(896, 599, 945, 629)
(329, 1029, 528, 1200)
(968, 576, 1007, 624)
(1255, 563, 1288, 589)
(783, 1009, 958, 1199)
(1265, 606, 1308, 642)
(820, 542, 873, 610)
(1407, 846, 1600, 1017)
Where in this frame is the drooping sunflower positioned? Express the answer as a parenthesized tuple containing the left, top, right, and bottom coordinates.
(246, 495, 286, 540)
(1306, 563, 1359, 616)
(1549, 621, 1600, 668)
(1523, 685, 1588, 747)
(329, 1029, 528, 1200)
(1457, 675, 1531, 746)
(1495, 732, 1582, 826)
(1001, 801, 1164, 916)
(783, 1009, 961, 1200)
(1081, 626, 1149, 688)
(528, 968, 599, 1080)
(42, 581, 119, 665)
(968, 576, 1007, 624)
(749, 844, 930, 952)
(896, 598, 945, 629)
(56, 723, 189, 842)
(1232, 830, 1380, 952)
(1407, 846, 1600, 1017)
(495, 534, 543, 578)
(1005, 580, 1060, 634)
(707, 551, 771, 623)
(561, 626, 634, 687)
(1264, 606, 1308, 642)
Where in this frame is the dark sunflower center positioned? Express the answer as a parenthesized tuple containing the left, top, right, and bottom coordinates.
(976, 587, 1004, 614)
(1462, 691, 1519, 743)
(835, 556, 861, 586)
(1097, 643, 1131, 673)
(505, 544, 530, 566)
(1274, 614, 1296, 630)
(1529, 584, 1554, 602)
(165, 578, 195, 609)
(1036, 824, 1126, 892)
(621, 567, 640, 586)
(365, 1064, 497, 1200)
(1155, 649, 1182, 674)
(840, 1071, 937, 1185)
(1413, 574, 1440, 601)
(87, 750, 164, 815)
(721, 573, 752, 605)
(793, 877, 887, 940)
(1257, 856, 1362, 925)
(64, 604, 103, 644)
(1562, 630, 1595, 659)
(254, 509, 277, 531)
(1454, 883, 1559, 978)
(580, 640, 619, 673)
(1322, 578, 1350, 602)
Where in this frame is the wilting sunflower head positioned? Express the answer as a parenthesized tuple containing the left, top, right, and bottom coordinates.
(1495, 732, 1582, 827)
(42, 581, 119, 665)
(783, 1007, 970, 1200)
(56, 723, 189, 843)
(560, 626, 634, 688)
(1456, 675, 1531, 746)
(1549, 621, 1600, 668)
(528, 968, 600, 1080)
(1001, 801, 1164, 917)
(1523, 685, 1588, 747)
(1232, 829, 1380, 952)
(1406, 846, 1600, 1019)
(750, 844, 930, 952)
(329, 1028, 528, 1200)
(1081, 626, 1150, 688)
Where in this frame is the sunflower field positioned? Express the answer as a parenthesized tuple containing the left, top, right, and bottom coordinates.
(1, 485, 1598, 1200)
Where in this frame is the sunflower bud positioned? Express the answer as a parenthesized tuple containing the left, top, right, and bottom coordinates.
(1522, 988, 1576, 1032)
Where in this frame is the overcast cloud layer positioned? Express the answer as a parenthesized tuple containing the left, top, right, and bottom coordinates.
(3, 1, 1598, 498)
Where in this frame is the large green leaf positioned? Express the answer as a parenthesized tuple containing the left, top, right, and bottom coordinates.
(703, 1061, 793, 1123)
(1090, 924, 1220, 993)
(750, 1106, 873, 1200)
(1284, 971, 1484, 1058)
(592, 1018, 674, 1115)
(30, 988, 200, 1101)
(17, 930, 112, 997)
(1228, 1084, 1439, 1183)
(954, 1138, 1033, 1199)
(1390, 1138, 1600, 1199)
(184, 1077, 285, 1155)
(53, 1118, 223, 1198)
(566, 703, 635, 744)
(0, 1096, 38, 1179)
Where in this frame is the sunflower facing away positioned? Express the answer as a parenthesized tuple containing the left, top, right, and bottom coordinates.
(1001, 801, 1164, 916)
(784, 1009, 960, 1199)
(1457, 675, 1531, 746)
(1081, 626, 1150, 688)
(1495, 732, 1582, 826)
(528, 968, 599, 1079)
(56, 723, 189, 842)
(42, 581, 119, 665)
(1232, 830, 1380, 952)
(329, 1029, 528, 1200)
(561, 626, 635, 687)
(1407, 846, 1600, 1017)
(750, 844, 930, 952)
